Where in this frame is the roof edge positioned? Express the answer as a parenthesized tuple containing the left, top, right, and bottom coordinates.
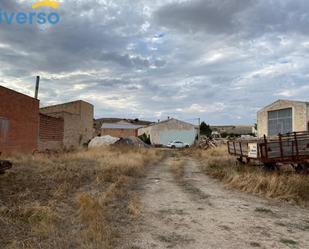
(40, 100, 93, 109)
(258, 99, 309, 113)
(143, 118, 195, 128)
(0, 85, 39, 102)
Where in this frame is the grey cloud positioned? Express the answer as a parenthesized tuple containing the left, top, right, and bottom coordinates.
(98, 52, 150, 68)
(155, 0, 309, 38)
(154, 0, 255, 34)
(0, 0, 309, 125)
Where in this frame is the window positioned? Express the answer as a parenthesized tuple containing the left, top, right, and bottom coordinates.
(0, 117, 10, 144)
(268, 108, 292, 136)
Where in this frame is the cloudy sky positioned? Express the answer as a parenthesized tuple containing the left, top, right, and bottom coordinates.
(0, 0, 309, 125)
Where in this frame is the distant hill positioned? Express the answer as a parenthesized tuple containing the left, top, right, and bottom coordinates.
(210, 125, 253, 135)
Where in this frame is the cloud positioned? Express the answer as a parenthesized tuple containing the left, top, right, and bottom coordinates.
(177, 103, 226, 114)
(155, 0, 255, 35)
(0, 0, 309, 125)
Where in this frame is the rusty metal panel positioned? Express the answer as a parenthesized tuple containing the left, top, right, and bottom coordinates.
(259, 131, 309, 163)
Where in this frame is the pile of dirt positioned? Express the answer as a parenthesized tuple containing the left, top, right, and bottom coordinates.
(115, 136, 151, 148)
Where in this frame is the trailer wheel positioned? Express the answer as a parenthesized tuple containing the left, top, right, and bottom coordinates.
(263, 163, 276, 171)
(295, 163, 309, 173)
(237, 157, 244, 164)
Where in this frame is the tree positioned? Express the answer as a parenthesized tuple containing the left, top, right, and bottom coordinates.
(200, 121, 212, 137)
(138, 133, 151, 145)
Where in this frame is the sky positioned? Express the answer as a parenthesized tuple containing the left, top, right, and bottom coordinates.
(0, 0, 309, 125)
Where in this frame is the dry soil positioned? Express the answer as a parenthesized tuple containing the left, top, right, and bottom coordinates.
(121, 154, 309, 249)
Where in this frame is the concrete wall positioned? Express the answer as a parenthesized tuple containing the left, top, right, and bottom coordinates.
(101, 128, 137, 138)
(257, 100, 308, 137)
(138, 119, 197, 146)
(40, 101, 94, 149)
(39, 114, 64, 151)
(0, 86, 39, 154)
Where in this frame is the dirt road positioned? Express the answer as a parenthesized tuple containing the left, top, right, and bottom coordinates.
(123, 155, 309, 249)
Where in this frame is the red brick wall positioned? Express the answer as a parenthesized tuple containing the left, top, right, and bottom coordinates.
(39, 114, 64, 151)
(0, 86, 39, 154)
(101, 128, 138, 138)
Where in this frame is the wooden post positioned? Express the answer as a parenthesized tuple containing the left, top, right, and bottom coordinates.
(294, 132, 299, 157)
(239, 141, 243, 157)
(279, 133, 283, 158)
(233, 141, 236, 155)
(264, 135, 268, 159)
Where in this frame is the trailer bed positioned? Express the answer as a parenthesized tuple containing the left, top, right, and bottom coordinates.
(228, 131, 309, 167)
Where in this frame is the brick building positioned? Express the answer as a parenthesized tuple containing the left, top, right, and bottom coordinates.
(101, 121, 144, 138)
(0, 86, 39, 154)
(39, 113, 64, 151)
(94, 118, 153, 136)
(40, 100, 94, 149)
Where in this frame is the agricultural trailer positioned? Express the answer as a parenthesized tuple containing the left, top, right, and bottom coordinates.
(227, 131, 309, 171)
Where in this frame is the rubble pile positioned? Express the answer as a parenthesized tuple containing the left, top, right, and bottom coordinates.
(199, 137, 218, 149)
(115, 136, 151, 148)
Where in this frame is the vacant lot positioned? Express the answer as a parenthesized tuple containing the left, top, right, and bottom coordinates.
(1, 147, 308, 249)
(195, 146, 309, 206)
(126, 152, 309, 249)
(0, 146, 159, 249)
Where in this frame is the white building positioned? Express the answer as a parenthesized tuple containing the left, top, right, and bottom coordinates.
(257, 99, 309, 137)
(138, 118, 197, 146)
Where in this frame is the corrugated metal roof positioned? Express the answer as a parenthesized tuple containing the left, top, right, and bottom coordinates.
(101, 123, 144, 129)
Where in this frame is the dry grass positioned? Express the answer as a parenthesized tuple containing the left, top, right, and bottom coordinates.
(0, 146, 159, 249)
(170, 158, 185, 179)
(195, 146, 309, 206)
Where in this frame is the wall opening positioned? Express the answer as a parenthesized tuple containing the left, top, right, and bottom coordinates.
(0, 117, 10, 144)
